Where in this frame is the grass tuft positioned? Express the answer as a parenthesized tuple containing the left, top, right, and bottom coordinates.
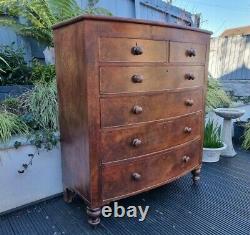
(206, 76, 232, 111)
(204, 119, 223, 148)
(0, 110, 29, 142)
(22, 80, 58, 131)
(242, 123, 250, 150)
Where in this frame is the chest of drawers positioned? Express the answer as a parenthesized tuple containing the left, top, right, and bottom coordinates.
(53, 16, 211, 226)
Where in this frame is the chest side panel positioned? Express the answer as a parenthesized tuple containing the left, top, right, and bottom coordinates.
(53, 21, 90, 201)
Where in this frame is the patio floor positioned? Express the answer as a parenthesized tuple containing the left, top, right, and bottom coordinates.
(1, 148, 249, 235)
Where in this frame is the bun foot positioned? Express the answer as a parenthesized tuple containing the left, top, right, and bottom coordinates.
(191, 166, 201, 183)
(87, 207, 101, 226)
(63, 188, 75, 203)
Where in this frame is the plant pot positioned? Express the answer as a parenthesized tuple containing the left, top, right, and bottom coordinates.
(0, 136, 62, 214)
(202, 143, 227, 163)
(43, 47, 55, 65)
(233, 121, 247, 146)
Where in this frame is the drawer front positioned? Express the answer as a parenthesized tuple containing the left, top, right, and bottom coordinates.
(99, 37, 167, 62)
(101, 89, 203, 128)
(169, 42, 206, 64)
(101, 112, 202, 163)
(100, 66, 204, 94)
(102, 140, 201, 200)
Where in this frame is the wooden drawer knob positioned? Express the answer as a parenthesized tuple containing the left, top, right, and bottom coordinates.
(132, 172, 141, 181)
(132, 105, 143, 114)
(132, 138, 142, 147)
(131, 74, 144, 83)
(184, 127, 192, 133)
(131, 45, 143, 55)
(186, 48, 196, 57)
(185, 99, 194, 106)
(185, 73, 195, 80)
(183, 155, 190, 163)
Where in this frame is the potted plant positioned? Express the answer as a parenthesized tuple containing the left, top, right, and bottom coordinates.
(203, 119, 227, 162)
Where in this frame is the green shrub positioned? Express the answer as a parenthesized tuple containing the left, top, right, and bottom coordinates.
(204, 119, 223, 148)
(0, 110, 29, 142)
(31, 60, 56, 83)
(206, 75, 232, 111)
(0, 44, 32, 85)
(242, 123, 250, 150)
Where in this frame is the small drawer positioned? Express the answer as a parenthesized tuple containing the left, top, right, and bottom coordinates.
(99, 37, 167, 62)
(102, 140, 201, 200)
(100, 66, 204, 94)
(101, 112, 202, 162)
(169, 41, 206, 64)
(100, 89, 203, 128)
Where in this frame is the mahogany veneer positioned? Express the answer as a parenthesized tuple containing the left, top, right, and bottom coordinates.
(53, 15, 211, 226)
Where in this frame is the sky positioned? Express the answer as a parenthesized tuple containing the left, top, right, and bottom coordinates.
(171, 0, 250, 36)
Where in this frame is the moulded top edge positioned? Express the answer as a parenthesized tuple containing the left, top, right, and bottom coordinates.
(52, 15, 212, 35)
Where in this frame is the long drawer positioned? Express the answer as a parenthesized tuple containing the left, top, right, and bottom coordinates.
(99, 37, 167, 62)
(100, 89, 203, 128)
(102, 139, 201, 200)
(100, 66, 204, 94)
(101, 112, 202, 163)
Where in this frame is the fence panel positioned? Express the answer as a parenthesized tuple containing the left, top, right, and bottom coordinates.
(209, 35, 250, 80)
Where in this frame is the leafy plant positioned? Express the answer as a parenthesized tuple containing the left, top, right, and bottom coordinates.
(18, 130, 59, 174)
(0, 110, 29, 142)
(0, 44, 32, 85)
(21, 79, 58, 130)
(242, 123, 250, 150)
(204, 119, 223, 148)
(206, 75, 231, 111)
(0, 0, 111, 47)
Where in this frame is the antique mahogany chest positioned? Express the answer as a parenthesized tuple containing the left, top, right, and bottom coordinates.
(53, 16, 211, 225)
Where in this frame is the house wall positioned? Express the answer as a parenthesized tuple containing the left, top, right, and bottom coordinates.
(0, 0, 199, 61)
(209, 35, 250, 100)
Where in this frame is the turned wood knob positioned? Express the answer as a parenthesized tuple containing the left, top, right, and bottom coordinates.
(132, 105, 143, 114)
(132, 138, 142, 147)
(185, 73, 195, 80)
(131, 74, 144, 83)
(184, 127, 192, 133)
(185, 99, 194, 106)
(131, 45, 143, 55)
(186, 48, 196, 57)
(132, 172, 141, 181)
(183, 155, 190, 163)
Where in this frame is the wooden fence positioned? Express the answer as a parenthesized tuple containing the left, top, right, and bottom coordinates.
(209, 35, 250, 80)
(0, 0, 199, 61)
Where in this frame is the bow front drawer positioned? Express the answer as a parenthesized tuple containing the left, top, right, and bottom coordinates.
(101, 112, 202, 163)
(100, 89, 203, 128)
(99, 37, 167, 62)
(102, 140, 201, 201)
(169, 42, 206, 64)
(100, 66, 204, 94)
